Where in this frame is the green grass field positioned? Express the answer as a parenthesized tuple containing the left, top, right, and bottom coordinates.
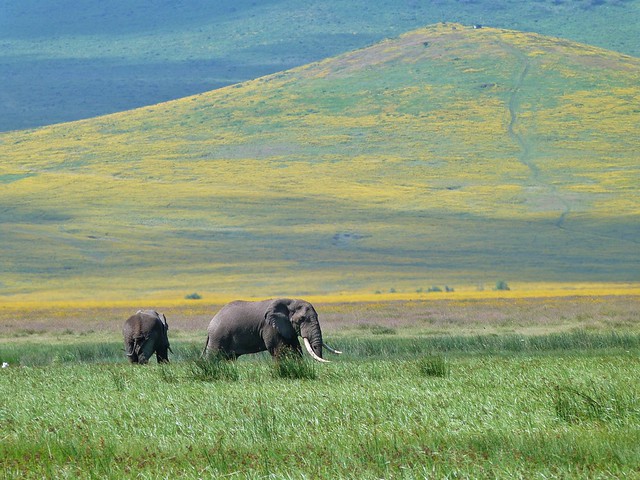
(1, 296, 639, 478)
(2, 351, 639, 479)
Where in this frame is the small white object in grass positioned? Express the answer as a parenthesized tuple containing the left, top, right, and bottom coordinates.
(1, 362, 8, 368)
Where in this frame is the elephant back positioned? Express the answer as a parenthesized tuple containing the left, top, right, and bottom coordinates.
(136, 309, 162, 321)
(124, 311, 163, 339)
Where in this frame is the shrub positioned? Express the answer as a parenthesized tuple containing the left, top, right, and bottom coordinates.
(417, 355, 449, 377)
(495, 280, 510, 291)
(553, 383, 636, 423)
(554, 385, 606, 422)
(370, 325, 397, 335)
(158, 365, 178, 384)
(272, 351, 317, 380)
(190, 353, 239, 381)
(185, 292, 202, 300)
(108, 368, 129, 392)
(357, 324, 397, 335)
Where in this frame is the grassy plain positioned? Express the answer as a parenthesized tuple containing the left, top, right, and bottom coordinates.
(1, 24, 639, 303)
(1, 296, 639, 478)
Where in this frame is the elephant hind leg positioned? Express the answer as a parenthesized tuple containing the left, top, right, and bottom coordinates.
(155, 348, 169, 363)
(204, 336, 238, 361)
(137, 337, 156, 364)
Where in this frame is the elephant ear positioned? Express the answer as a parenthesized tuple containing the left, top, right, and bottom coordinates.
(264, 300, 297, 340)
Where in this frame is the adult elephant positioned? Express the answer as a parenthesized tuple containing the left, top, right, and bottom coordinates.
(123, 310, 172, 364)
(203, 298, 341, 362)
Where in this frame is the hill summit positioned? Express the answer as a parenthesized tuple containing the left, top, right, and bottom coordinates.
(1, 23, 639, 302)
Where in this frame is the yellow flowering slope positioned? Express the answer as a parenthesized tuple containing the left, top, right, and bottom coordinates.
(1, 24, 638, 303)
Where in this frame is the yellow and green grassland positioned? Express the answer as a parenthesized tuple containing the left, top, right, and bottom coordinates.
(1, 23, 638, 304)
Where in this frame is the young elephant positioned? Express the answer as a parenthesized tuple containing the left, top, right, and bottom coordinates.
(203, 298, 341, 361)
(123, 310, 172, 364)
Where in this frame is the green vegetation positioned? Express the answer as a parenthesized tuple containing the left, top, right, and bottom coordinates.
(1, 339, 638, 478)
(417, 354, 450, 378)
(271, 352, 317, 380)
(1, 296, 639, 477)
(190, 353, 239, 382)
(553, 383, 637, 424)
(1, 24, 638, 302)
(4, 330, 640, 367)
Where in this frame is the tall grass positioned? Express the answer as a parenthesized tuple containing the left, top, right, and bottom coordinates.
(2, 330, 639, 367)
(1, 348, 638, 478)
(189, 353, 240, 382)
(335, 330, 640, 359)
(0, 342, 123, 366)
(554, 382, 639, 424)
(417, 354, 449, 377)
(271, 352, 317, 380)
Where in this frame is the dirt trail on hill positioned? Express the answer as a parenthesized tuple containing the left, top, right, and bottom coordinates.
(504, 44, 570, 229)
(502, 44, 638, 248)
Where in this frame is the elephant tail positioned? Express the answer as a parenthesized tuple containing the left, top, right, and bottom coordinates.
(201, 335, 209, 358)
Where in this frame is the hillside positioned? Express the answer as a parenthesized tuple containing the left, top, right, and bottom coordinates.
(2, 0, 639, 131)
(1, 23, 639, 302)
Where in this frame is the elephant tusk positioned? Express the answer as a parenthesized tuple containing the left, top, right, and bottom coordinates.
(322, 342, 342, 355)
(303, 338, 330, 363)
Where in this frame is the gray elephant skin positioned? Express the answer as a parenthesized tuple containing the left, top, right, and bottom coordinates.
(203, 298, 341, 362)
(123, 310, 172, 364)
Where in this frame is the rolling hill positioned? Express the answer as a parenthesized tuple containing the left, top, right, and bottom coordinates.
(2, 0, 639, 132)
(1, 23, 639, 303)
